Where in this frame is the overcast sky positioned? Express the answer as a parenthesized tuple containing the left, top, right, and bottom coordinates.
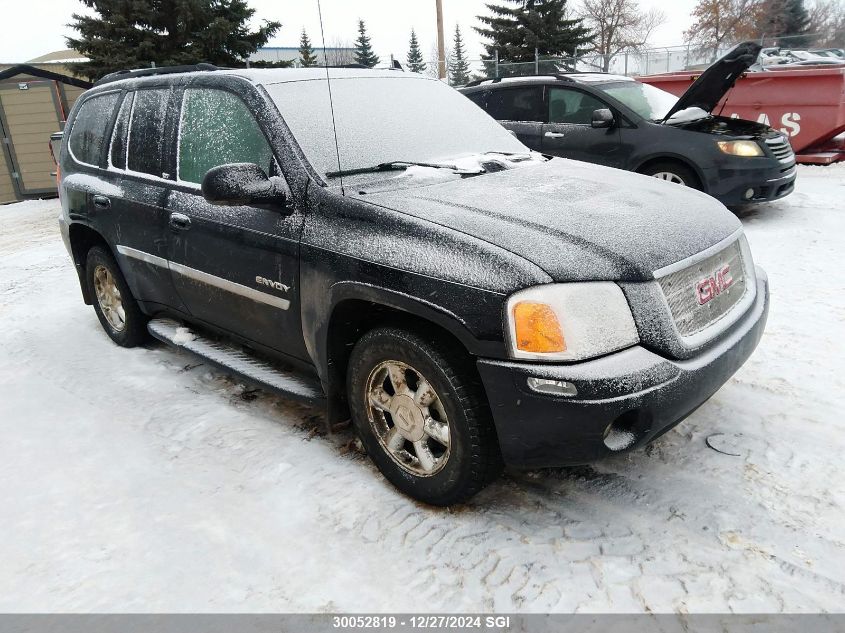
(0, 0, 698, 63)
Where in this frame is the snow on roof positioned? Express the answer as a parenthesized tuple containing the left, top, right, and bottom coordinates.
(565, 73, 633, 83)
(98, 67, 432, 88)
(26, 49, 88, 64)
(227, 68, 431, 85)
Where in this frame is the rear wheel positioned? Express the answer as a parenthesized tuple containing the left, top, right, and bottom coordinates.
(347, 326, 502, 506)
(86, 246, 147, 347)
(639, 161, 701, 189)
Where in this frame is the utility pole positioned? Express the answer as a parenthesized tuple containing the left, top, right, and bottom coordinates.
(436, 0, 446, 80)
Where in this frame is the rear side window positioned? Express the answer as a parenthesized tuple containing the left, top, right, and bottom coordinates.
(178, 88, 273, 185)
(127, 89, 171, 178)
(68, 92, 121, 166)
(486, 87, 544, 122)
(548, 88, 607, 125)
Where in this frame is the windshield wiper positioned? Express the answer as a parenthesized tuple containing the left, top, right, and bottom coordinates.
(326, 160, 470, 179)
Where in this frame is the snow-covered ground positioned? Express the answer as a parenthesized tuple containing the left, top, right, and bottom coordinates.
(0, 165, 843, 613)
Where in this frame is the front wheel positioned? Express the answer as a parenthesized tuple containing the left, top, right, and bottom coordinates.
(639, 161, 701, 189)
(86, 246, 148, 347)
(347, 326, 502, 506)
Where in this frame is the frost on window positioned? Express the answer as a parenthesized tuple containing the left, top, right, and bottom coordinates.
(68, 92, 120, 166)
(128, 89, 170, 178)
(109, 92, 133, 170)
(178, 89, 273, 185)
(266, 76, 526, 178)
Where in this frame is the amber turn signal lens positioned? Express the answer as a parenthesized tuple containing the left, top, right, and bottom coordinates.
(512, 301, 566, 353)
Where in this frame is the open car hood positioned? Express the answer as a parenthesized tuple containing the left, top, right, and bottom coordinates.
(662, 41, 762, 122)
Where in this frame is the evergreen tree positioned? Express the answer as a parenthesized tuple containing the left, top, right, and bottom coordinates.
(66, 0, 281, 81)
(449, 25, 472, 85)
(299, 27, 318, 67)
(764, 0, 812, 46)
(353, 19, 380, 67)
(406, 28, 427, 73)
(475, 0, 592, 63)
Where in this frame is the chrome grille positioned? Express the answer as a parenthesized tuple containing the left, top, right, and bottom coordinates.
(765, 136, 796, 166)
(658, 241, 748, 338)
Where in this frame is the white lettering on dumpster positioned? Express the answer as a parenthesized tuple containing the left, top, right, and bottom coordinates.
(729, 112, 802, 138)
(780, 112, 801, 138)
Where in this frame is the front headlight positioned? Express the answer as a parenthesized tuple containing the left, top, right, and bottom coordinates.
(717, 140, 763, 157)
(505, 283, 639, 361)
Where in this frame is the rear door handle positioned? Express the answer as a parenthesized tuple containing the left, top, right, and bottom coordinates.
(92, 195, 111, 209)
(544, 131, 566, 139)
(169, 213, 192, 232)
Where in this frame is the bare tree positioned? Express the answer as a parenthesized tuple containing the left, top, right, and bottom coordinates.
(580, 0, 666, 71)
(324, 37, 356, 66)
(426, 43, 451, 79)
(684, 0, 763, 59)
(807, 0, 845, 46)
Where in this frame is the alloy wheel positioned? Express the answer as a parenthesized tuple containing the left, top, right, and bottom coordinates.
(365, 360, 451, 477)
(93, 264, 126, 332)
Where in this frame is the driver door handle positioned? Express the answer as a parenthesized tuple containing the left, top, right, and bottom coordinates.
(545, 131, 566, 139)
(169, 213, 192, 232)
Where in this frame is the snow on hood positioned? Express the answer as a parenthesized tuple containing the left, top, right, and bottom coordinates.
(352, 158, 741, 283)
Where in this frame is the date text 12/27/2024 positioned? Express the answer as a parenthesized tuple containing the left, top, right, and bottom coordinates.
(332, 616, 513, 629)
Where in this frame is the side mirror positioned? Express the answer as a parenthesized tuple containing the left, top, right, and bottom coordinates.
(591, 108, 615, 129)
(201, 163, 288, 210)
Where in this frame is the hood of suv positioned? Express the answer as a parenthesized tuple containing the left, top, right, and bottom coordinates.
(669, 114, 774, 138)
(353, 158, 741, 283)
(662, 41, 762, 122)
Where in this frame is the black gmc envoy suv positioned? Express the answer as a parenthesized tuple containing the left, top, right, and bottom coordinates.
(58, 66, 769, 505)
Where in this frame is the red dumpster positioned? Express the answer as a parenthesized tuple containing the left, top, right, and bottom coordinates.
(639, 66, 845, 164)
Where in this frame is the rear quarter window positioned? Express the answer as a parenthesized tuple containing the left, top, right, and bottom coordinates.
(465, 91, 487, 109)
(68, 92, 121, 166)
(109, 92, 134, 170)
(486, 87, 544, 122)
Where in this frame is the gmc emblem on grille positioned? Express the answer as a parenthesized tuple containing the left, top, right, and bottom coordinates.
(696, 265, 733, 305)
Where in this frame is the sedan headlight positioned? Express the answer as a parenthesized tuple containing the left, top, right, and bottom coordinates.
(717, 140, 763, 157)
(505, 283, 639, 361)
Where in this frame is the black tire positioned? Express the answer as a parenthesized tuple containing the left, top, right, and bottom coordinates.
(639, 161, 702, 190)
(347, 326, 503, 506)
(86, 246, 148, 347)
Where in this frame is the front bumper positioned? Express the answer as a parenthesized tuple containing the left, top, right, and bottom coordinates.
(705, 161, 796, 205)
(477, 268, 769, 469)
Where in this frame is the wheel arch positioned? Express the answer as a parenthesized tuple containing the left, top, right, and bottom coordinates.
(634, 154, 707, 191)
(67, 223, 111, 304)
(320, 283, 489, 425)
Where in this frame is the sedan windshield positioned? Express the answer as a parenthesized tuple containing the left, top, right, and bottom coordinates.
(600, 81, 692, 122)
(265, 74, 529, 179)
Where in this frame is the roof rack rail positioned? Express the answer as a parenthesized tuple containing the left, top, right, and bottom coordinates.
(462, 72, 585, 88)
(94, 63, 223, 86)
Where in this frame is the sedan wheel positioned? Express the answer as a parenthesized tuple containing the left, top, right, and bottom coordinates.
(652, 171, 686, 185)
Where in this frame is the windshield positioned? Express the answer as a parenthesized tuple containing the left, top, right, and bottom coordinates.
(265, 75, 528, 179)
(599, 81, 683, 121)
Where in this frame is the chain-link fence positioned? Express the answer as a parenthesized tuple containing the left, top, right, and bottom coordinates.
(447, 30, 844, 85)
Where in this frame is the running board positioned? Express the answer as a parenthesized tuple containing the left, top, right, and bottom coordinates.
(147, 318, 325, 406)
